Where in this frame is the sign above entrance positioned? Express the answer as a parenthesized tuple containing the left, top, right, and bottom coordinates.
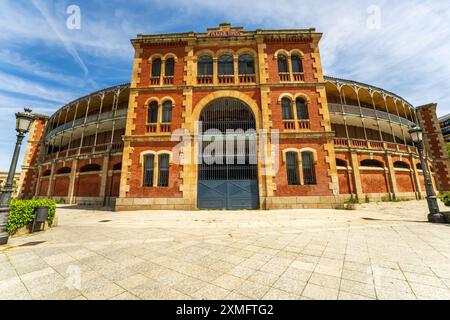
(207, 23, 242, 37)
(209, 30, 241, 37)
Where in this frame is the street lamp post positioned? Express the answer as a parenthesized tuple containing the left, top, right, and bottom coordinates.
(0, 108, 35, 245)
(409, 125, 445, 224)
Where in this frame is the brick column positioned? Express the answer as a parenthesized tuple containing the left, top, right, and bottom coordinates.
(46, 162, 56, 197)
(99, 155, 110, 201)
(349, 151, 363, 200)
(67, 159, 78, 204)
(416, 103, 450, 192)
(385, 153, 398, 198)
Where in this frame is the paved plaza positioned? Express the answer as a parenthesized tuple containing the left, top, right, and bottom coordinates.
(0, 200, 449, 300)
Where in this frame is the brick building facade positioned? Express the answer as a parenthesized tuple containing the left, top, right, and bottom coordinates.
(16, 24, 448, 210)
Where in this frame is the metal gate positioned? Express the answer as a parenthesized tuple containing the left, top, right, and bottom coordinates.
(197, 98, 259, 210)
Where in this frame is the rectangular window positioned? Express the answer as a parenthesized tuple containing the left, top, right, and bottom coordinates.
(158, 154, 170, 187)
(286, 152, 300, 186)
(302, 152, 316, 185)
(143, 154, 155, 187)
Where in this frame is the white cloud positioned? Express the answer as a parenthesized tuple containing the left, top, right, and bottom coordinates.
(160, 0, 450, 116)
(0, 71, 76, 104)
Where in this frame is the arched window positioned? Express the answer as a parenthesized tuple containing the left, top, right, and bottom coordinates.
(416, 163, 422, 170)
(296, 98, 309, 120)
(197, 55, 213, 76)
(151, 58, 162, 78)
(281, 98, 293, 120)
(148, 101, 158, 124)
(158, 154, 170, 187)
(291, 55, 303, 73)
(238, 54, 255, 75)
(218, 55, 234, 75)
(336, 158, 347, 167)
(57, 167, 71, 174)
(112, 162, 122, 171)
(302, 151, 316, 185)
(80, 164, 101, 173)
(164, 58, 175, 77)
(394, 161, 409, 169)
(277, 55, 288, 73)
(360, 159, 384, 168)
(162, 101, 172, 123)
(42, 169, 51, 177)
(143, 154, 155, 187)
(286, 152, 300, 186)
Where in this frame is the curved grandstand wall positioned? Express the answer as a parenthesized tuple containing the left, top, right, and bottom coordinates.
(18, 78, 436, 206)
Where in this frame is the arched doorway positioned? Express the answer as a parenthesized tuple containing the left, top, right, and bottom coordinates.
(197, 98, 259, 210)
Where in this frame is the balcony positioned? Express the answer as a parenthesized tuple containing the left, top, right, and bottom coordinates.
(279, 72, 290, 82)
(46, 108, 128, 140)
(239, 74, 256, 84)
(328, 103, 415, 127)
(292, 72, 304, 81)
(163, 76, 174, 85)
(218, 75, 234, 84)
(283, 120, 296, 130)
(160, 123, 171, 133)
(283, 120, 311, 130)
(146, 124, 157, 133)
(197, 75, 213, 85)
(44, 142, 124, 162)
(150, 77, 160, 85)
(334, 138, 417, 154)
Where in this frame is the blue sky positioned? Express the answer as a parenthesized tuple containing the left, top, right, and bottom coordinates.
(0, 0, 449, 171)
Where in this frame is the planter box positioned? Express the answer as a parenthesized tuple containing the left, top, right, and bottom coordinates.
(10, 215, 58, 238)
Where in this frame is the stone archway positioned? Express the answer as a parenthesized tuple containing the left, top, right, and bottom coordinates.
(196, 97, 260, 210)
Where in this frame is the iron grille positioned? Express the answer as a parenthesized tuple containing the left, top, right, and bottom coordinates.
(286, 152, 300, 185)
(158, 154, 170, 187)
(198, 98, 257, 181)
(302, 152, 316, 185)
(143, 154, 154, 187)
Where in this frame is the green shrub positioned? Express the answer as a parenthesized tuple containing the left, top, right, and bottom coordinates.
(438, 192, 450, 207)
(6, 199, 56, 233)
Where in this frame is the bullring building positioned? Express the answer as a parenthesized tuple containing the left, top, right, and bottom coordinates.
(17, 24, 450, 210)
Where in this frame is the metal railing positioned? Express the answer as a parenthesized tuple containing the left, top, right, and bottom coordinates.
(46, 108, 128, 139)
(333, 138, 417, 154)
(328, 103, 415, 127)
(44, 142, 124, 162)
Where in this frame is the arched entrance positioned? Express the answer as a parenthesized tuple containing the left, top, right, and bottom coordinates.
(197, 98, 259, 210)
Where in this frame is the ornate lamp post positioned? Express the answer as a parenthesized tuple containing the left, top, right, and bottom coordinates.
(0, 108, 35, 245)
(409, 125, 445, 223)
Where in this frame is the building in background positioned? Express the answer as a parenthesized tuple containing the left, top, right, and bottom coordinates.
(0, 172, 21, 197)
(16, 24, 449, 210)
(439, 114, 450, 143)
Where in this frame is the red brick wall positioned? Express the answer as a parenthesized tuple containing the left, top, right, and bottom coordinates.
(75, 174, 101, 197)
(265, 41, 315, 83)
(20, 116, 48, 197)
(360, 170, 389, 194)
(38, 178, 49, 196)
(338, 170, 353, 194)
(108, 173, 121, 197)
(126, 142, 182, 198)
(139, 44, 186, 87)
(396, 171, 414, 193)
(133, 91, 184, 135)
(52, 176, 70, 197)
(269, 87, 323, 131)
(274, 139, 333, 197)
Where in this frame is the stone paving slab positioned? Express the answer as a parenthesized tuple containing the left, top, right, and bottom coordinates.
(0, 200, 449, 300)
